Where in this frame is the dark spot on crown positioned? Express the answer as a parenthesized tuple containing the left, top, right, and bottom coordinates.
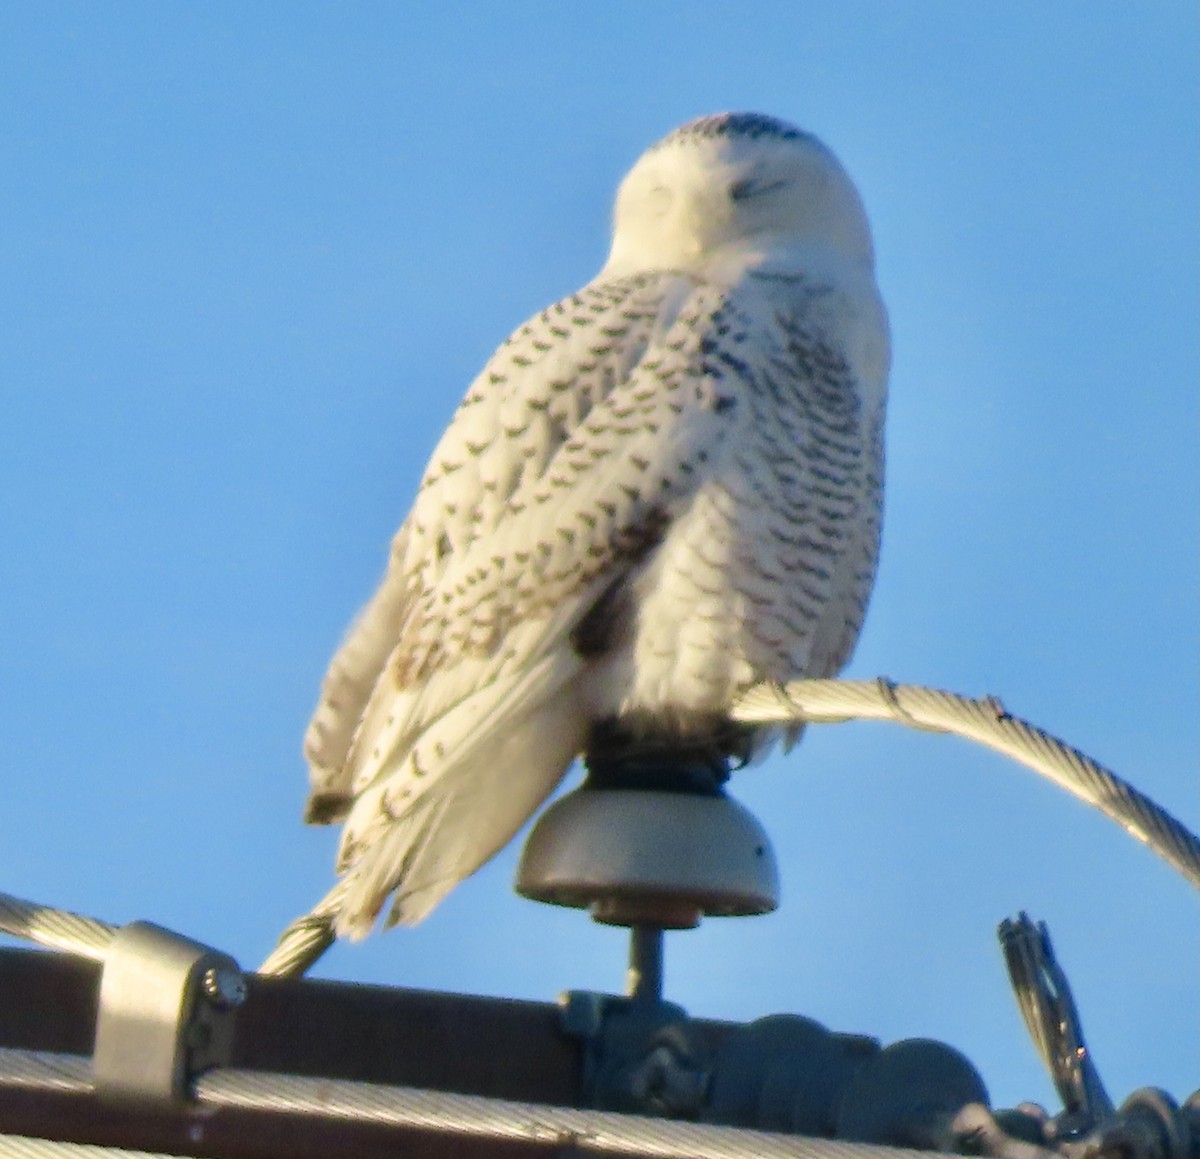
(648, 112, 812, 153)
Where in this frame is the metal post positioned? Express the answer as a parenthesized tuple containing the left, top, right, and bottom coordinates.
(625, 926, 663, 1004)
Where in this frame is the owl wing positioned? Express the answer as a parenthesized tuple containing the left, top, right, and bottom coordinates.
(302, 270, 756, 931)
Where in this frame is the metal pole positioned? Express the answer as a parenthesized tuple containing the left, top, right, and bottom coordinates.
(626, 926, 663, 1003)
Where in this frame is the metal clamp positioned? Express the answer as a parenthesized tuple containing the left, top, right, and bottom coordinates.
(92, 921, 245, 1103)
(999, 912, 1113, 1139)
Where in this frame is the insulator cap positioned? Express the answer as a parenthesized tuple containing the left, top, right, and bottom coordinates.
(515, 785, 780, 928)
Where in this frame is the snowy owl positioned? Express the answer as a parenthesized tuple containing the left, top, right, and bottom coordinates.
(303, 112, 889, 938)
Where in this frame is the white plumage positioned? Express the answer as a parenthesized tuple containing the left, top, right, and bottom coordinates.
(303, 113, 890, 938)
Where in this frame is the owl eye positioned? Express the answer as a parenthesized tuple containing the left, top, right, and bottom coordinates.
(644, 185, 674, 215)
(730, 177, 788, 202)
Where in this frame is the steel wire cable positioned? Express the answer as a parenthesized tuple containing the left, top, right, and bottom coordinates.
(0, 1047, 1048, 1159)
(0, 1135, 177, 1159)
(1, 678, 1194, 972)
(733, 678, 1200, 890)
(0, 892, 114, 962)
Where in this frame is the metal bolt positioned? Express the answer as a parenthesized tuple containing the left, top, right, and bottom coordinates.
(201, 964, 247, 1010)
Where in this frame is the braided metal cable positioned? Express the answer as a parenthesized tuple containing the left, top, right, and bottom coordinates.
(0, 1135, 177, 1159)
(258, 676, 1199, 977)
(0, 1047, 1029, 1159)
(3, 677, 1193, 976)
(256, 877, 351, 977)
(0, 891, 115, 962)
(733, 679, 1200, 891)
(202, 1066, 951, 1158)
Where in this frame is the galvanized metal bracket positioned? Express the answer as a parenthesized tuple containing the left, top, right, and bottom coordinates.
(92, 921, 245, 1104)
(560, 988, 703, 1117)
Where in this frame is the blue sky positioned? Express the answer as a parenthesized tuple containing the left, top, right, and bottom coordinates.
(1, 2, 1196, 1113)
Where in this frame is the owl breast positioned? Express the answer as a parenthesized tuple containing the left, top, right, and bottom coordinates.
(582, 306, 882, 731)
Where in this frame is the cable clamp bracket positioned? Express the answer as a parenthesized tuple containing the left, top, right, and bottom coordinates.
(92, 920, 245, 1104)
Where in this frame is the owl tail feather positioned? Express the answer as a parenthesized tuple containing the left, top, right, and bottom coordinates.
(259, 690, 581, 976)
(334, 675, 587, 937)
